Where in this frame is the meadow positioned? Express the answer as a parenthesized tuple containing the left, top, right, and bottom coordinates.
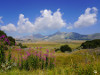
(0, 41, 100, 75)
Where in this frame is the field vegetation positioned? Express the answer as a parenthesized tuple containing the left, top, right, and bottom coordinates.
(0, 30, 100, 75)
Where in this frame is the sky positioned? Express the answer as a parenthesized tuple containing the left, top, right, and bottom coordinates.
(0, 0, 100, 37)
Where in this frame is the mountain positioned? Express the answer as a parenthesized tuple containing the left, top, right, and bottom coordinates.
(21, 33, 45, 39)
(18, 32, 100, 41)
(32, 33, 45, 38)
(87, 33, 100, 40)
(65, 32, 88, 40)
(44, 31, 67, 41)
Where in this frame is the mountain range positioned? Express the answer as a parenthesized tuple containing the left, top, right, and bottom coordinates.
(19, 32, 100, 41)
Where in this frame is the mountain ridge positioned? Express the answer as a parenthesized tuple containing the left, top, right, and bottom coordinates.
(17, 32, 100, 41)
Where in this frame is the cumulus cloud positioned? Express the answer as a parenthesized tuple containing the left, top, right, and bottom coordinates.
(17, 14, 35, 33)
(66, 23, 73, 29)
(0, 7, 98, 33)
(0, 17, 3, 23)
(67, 26, 73, 29)
(74, 7, 98, 28)
(17, 9, 66, 33)
(1, 9, 65, 33)
(1, 23, 16, 32)
(34, 9, 66, 32)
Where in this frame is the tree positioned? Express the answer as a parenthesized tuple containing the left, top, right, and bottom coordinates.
(8, 36, 15, 46)
(81, 39, 100, 49)
(0, 30, 7, 37)
(60, 45, 72, 52)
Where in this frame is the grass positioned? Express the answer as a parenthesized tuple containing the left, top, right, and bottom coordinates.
(1, 41, 100, 75)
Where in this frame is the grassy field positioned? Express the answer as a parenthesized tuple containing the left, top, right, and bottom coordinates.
(0, 41, 100, 75)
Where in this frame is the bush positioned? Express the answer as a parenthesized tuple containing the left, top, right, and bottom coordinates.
(0, 30, 16, 46)
(8, 36, 15, 46)
(81, 39, 100, 49)
(17, 43, 22, 47)
(60, 45, 72, 52)
(17, 43, 27, 48)
(21, 46, 27, 48)
(55, 48, 60, 52)
(0, 30, 7, 37)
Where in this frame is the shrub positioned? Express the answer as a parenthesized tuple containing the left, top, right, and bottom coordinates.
(17, 43, 22, 47)
(8, 36, 15, 46)
(81, 39, 100, 49)
(0, 30, 7, 37)
(21, 45, 27, 48)
(55, 48, 60, 52)
(60, 45, 72, 52)
(0, 30, 16, 46)
(17, 43, 27, 48)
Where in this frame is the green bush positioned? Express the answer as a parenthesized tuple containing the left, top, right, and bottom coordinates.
(17, 43, 22, 47)
(0, 30, 7, 37)
(81, 39, 100, 49)
(8, 36, 15, 46)
(0, 30, 16, 46)
(55, 48, 60, 52)
(60, 45, 72, 52)
(17, 43, 27, 48)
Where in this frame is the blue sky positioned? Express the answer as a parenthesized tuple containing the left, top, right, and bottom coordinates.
(0, 0, 100, 37)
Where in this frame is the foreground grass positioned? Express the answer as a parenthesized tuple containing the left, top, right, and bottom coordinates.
(0, 62, 100, 75)
(1, 41, 100, 75)
(2, 49, 100, 75)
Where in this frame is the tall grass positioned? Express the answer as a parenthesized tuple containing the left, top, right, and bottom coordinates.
(1, 42, 100, 75)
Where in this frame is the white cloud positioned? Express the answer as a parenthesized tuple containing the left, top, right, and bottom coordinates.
(34, 9, 66, 32)
(1, 23, 16, 32)
(0, 7, 98, 33)
(67, 26, 73, 29)
(17, 14, 35, 33)
(66, 23, 73, 29)
(0, 17, 3, 23)
(0, 9, 66, 33)
(15, 9, 66, 33)
(74, 7, 98, 28)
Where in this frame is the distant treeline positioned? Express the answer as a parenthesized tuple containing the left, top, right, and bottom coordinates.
(81, 39, 100, 49)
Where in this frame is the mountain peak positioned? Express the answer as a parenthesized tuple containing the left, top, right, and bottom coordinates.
(33, 33, 44, 38)
(19, 32, 100, 41)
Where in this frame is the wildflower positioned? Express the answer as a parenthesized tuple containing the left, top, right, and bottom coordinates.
(8, 42, 10, 45)
(23, 55, 27, 60)
(36, 47, 38, 49)
(16, 48, 21, 51)
(4, 38, 8, 42)
(40, 47, 42, 49)
(50, 53, 52, 57)
(19, 63, 21, 67)
(43, 56, 46, 61)
(20, 53, 22, 56)
(53, 50, 55, 54)
(26, 51, 31, 56)
(15, 43, 17, 46)
(35, 51, 37, 54)
(1, 35, 6, 38)
(29, 47, 31, 50)
(44, 53, 48, 57)
(93, 70, 97, 74)
(46, 49, 49, 53)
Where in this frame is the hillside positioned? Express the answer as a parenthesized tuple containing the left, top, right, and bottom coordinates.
(16, 32, 100, 42)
